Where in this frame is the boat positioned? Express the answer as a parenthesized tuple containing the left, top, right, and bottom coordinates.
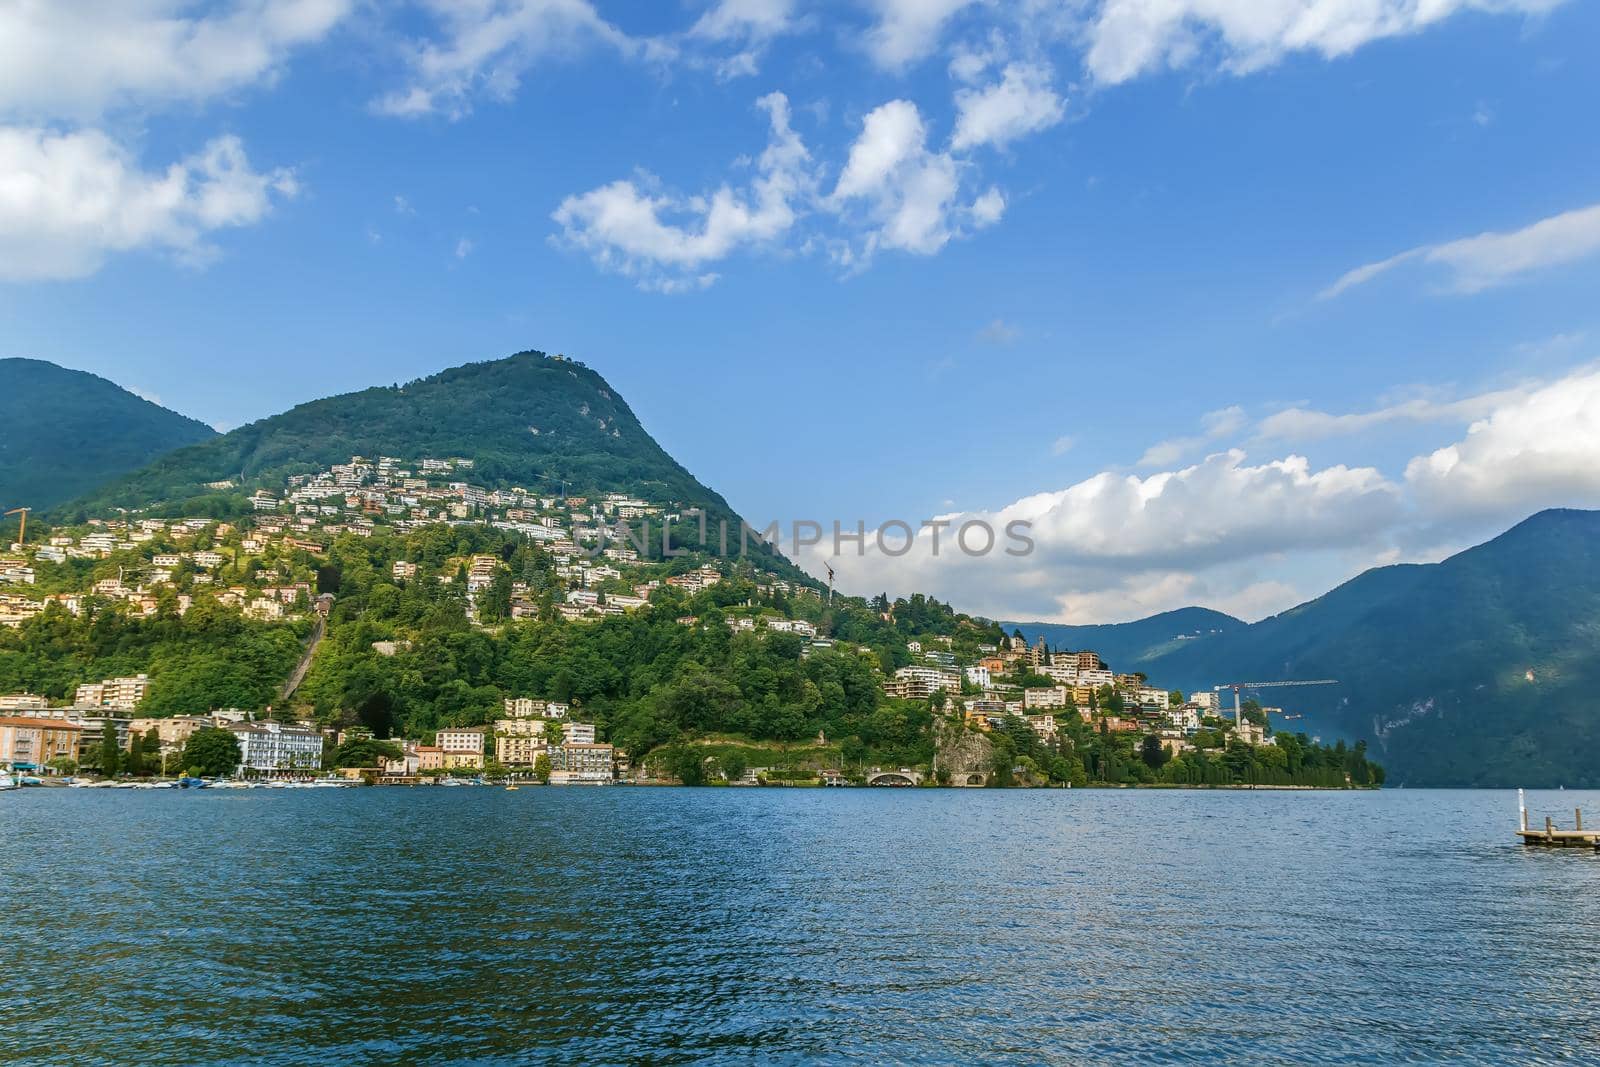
(505, 783, 520, 791)
(0, 768, 16, 791)
(178, 776, 209, 789)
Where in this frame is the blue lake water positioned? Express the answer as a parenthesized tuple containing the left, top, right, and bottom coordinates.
(2, 787, 1597, 1064)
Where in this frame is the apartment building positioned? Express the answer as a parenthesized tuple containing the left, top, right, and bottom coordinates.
(0, 717, 85, 771)
(228, 721, 326, 774)
(74, 674, 150, 710)
(437, 727, 485, 770)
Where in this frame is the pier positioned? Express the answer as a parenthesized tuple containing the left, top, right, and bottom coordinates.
(1516, 789, 1600, 848)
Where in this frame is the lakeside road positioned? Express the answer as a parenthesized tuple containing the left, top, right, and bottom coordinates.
(3, 788, 1598, 1065)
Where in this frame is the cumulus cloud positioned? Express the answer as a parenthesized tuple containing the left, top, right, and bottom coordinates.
(830, 98, 1002, 259)
(781, 359, 1600, 623)
(0, 0, 350, 120)
(551, 92, 814, 289)
(1406, 366, 1600, 522)
(1321, 201, 1600, 299)
(0, 128, 298, 281)
(1084, 0, 1562, 86)
(951, 62, 1066, 151)
(375, 0, 645, 119)
(790, 449, 1404, 621)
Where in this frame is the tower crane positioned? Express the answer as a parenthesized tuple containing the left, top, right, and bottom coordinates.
(3, 506, 29, 548)
(1212, 679, 1337, 730)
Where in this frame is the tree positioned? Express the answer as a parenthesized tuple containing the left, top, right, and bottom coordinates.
(533, 752, 552, 783)
(182, 727, 242, 778)
(46, 755, 77, 776)
(1140, 733, 1169, 770)
(97, 720, 122, 778)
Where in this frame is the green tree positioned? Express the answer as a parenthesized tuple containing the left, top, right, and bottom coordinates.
(1140, 733, 1169, 770)
(97, 720, 122, 778)
(533, 752, 552, 783)
(182, 727, 242, 777)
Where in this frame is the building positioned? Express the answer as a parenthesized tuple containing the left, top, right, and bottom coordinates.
(964, 665, 992, 688)
(437, 727, 485, 770)
(1192, 691, 1218, 711)
(73, 674, 150, 710)
(1024, 686, 1069, 710)
(0, 693, 49, 712)
(416, 745, 444, 772)
(496, 734, 545, 767)
(131, 716, 212, 758)
(504, 697, 548, 718)
(228, 721, 325, 775)
(549, 742, 614, 784)
(562, 721, 596, 745)
(884, 666, 960, 700)
(0, 716, 85, 771)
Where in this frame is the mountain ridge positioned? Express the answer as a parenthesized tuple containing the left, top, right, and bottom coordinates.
(0, 358, 218, 512)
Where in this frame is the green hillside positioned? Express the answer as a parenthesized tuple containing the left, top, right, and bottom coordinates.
(1135, 509, 1600, 787)
(0, 358, 217, 511)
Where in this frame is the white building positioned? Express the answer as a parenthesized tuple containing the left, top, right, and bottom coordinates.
(228, 721, 325, 774)
(562, 721, 596, 745)
(964, 665, 992, 689)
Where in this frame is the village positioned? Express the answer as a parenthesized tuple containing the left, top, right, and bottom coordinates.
(0, 454, 1306, 788)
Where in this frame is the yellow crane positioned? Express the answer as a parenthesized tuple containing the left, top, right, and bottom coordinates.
(3, 506, 28, 548)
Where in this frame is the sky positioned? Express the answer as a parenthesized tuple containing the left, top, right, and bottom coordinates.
(2, 0, 1599, 625)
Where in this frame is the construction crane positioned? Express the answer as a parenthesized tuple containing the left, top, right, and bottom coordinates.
(1212, 679, 1337, 729)
(822, 560, 834, 605)
(3, 506, 28, 548)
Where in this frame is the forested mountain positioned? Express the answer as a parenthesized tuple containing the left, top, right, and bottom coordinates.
(0, 358, 216, 510)
(71, 351, 726, 521)
(1132, 510, 1600, 787)
(1002, 607, 1245, 669)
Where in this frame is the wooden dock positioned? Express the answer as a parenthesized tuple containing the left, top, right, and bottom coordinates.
(1517, 790, 1600, 848)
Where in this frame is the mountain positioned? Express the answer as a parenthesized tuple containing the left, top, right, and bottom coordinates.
(1001, 607, 1245, 671)
(67, 350, 802, 577)
(1130, 509, 1600, 788)
(0, 358, 217, 511)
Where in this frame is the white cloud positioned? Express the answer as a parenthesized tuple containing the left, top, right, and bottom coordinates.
(551, 92, 814, 289)
(0, 0, 350, 120)
(375, 0, 643, 119)
(1322, 201, 1600, 299)
(862, 0, 981, 70)
(455, 237, 474, 258)
(1137, 405, 1247, 467)
(951, 61, 1066, 151)
(686, 0, 801, 78)
(792, 449, 1403, 621)
(1256, 385, 1530, 442)
(1051, 434, 1076, 456)
(831, 98, 1000, 258)
(1084, 0, 1562, 86)
(1406, 366, 1600, 521)
(0, 128, 297, 281)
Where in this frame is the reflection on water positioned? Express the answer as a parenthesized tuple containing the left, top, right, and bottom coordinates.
(2, 788, 1596, 1064)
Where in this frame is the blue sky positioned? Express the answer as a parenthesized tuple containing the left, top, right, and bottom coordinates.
(3, 0, 1599, 623)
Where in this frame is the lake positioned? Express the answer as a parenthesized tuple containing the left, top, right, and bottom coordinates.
(2, 787, 1596, 1064)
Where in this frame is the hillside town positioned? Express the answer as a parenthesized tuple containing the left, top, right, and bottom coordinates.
(0, 452, 1355, 790)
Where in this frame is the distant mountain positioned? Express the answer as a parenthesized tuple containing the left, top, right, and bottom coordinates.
(0, 358, 217, 512)
(1132, 509, 1600, 788)
(68, 350, 802, 577)
(1002, 607, 1245, 671)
